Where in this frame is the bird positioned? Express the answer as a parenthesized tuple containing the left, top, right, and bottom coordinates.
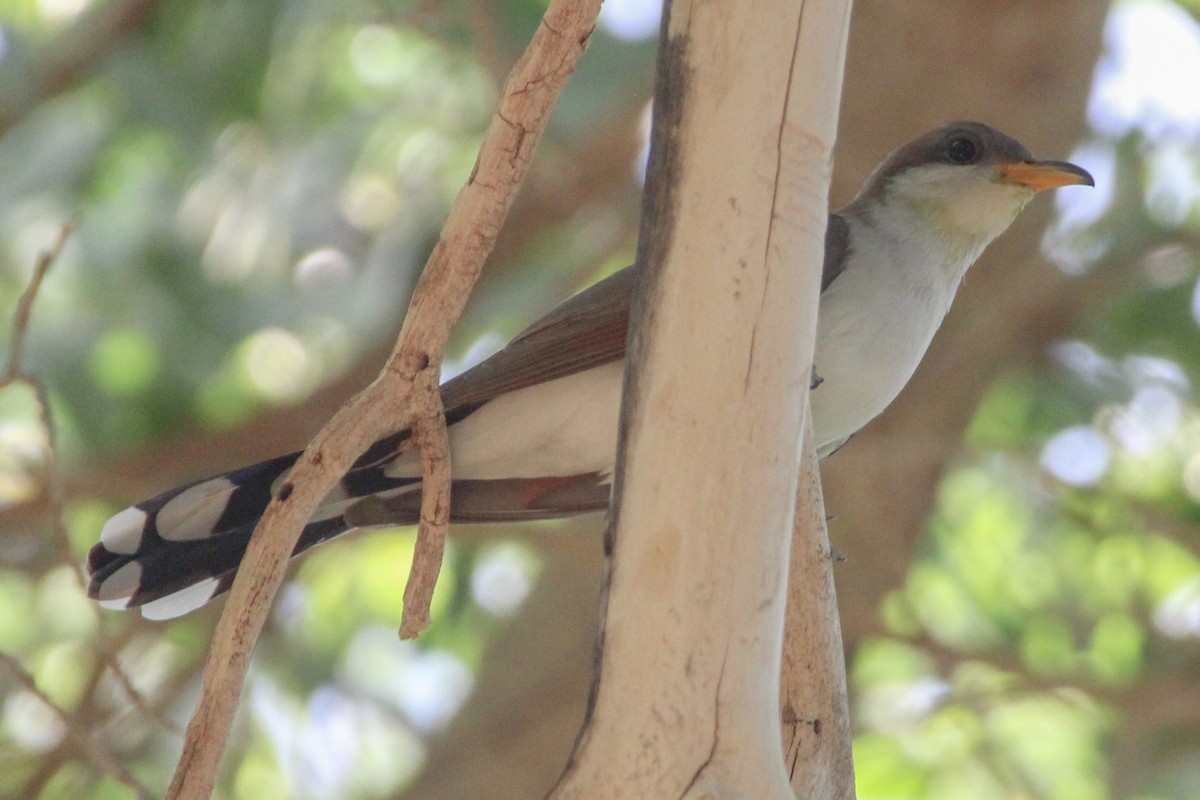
(86, 121, 1093, 620)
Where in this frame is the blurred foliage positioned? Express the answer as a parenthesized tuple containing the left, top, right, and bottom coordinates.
(852, 1, 1200, 793)
(0, 0, 649, 797)
(1, 0, 1200, 799)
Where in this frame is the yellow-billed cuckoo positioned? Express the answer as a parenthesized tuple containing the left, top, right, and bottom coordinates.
(88, 121, 1093, 619)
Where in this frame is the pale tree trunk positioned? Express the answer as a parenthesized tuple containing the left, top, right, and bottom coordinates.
(398, 4, 1106, 799)
(547, 0, 852, 797)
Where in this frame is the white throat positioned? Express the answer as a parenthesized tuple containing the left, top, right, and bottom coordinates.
(871, 165, 1033, 283)
(809, 169, 1032, 451)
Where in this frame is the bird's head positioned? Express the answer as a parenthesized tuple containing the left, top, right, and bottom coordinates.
(855, 121, 1094, 243)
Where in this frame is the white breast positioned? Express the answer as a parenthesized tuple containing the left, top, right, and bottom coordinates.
(810, 211, 985, 450)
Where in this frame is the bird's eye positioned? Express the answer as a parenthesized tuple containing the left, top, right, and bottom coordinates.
(947, 136, 979, 164)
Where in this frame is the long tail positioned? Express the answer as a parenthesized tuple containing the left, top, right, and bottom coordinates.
(86, 444, 610, 620)
(86, 438, 419, 620)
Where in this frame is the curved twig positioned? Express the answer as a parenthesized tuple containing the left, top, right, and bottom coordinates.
(163, 3, 603, 798)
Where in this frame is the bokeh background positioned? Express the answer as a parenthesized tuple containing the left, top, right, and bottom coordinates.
(1, 0, 1199, 798)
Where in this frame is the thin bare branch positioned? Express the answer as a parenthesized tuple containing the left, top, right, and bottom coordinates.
(27, 379, 80, 579)
(0, 0, 163, 135)
(0, 652, 155, 799)
(399, 382, 452, 639)
(4, 221, 73, 381)
(1, 223, 170, 787)
(0, 223, 77, 578)
(164, 3, 603, 797)
(96, 640, 186, 736)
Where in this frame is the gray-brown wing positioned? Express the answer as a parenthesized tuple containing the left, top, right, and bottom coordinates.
(821, 212, 850, 292)
(439, 265, 639, 419)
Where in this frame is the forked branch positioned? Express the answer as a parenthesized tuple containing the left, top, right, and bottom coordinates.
(164, 3, 603, 798)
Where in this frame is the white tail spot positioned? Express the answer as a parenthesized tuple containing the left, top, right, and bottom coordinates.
(100, 507, 149, 555)
(96, 561, 143, 605)
(140, 578, 222, 621)
(157, 478, 236, 542)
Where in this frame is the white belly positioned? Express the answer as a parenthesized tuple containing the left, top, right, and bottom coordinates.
(810, 234, 962, 448)
(387, 360, 625, 480)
